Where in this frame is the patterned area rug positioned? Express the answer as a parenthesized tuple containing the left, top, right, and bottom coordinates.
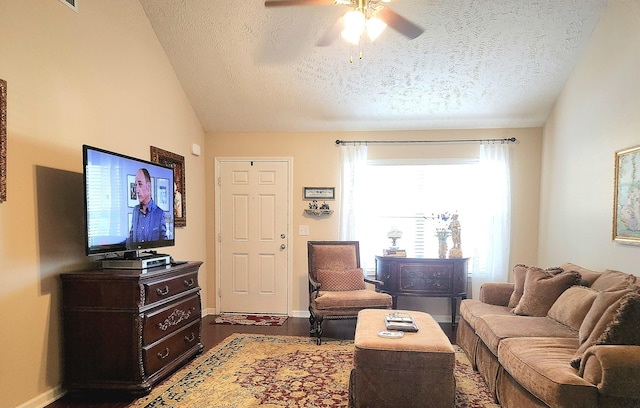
(213, 314, 289, 326)
(129, 334, 499, 408)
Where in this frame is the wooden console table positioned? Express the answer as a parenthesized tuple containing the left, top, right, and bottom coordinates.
(60, 261, 204, 394)
(374, 256, 469, 326)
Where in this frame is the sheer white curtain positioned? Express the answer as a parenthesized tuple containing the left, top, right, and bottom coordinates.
(471, 143, 512, 296)
(339, 144, 368, 240)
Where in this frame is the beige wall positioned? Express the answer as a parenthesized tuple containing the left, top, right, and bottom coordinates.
(0, 1, 206, 407)
(205, 128, 542, 316)
(540, 0, 640, 274)
(7, 0, 637, 406)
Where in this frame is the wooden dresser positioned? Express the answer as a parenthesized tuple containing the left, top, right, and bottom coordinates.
(60, 261, 203, 394)
(374, 256, 468, 326)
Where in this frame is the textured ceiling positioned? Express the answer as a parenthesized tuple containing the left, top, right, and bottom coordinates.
(139, 0, 608, 133)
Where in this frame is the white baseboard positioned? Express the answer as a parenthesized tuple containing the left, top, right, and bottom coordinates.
(15, 386, 65, 408)
(204, 308, 456, 324)
(290, 310, 454, 324)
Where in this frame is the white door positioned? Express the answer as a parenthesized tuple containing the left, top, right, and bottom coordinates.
(217, 159, 290, 314)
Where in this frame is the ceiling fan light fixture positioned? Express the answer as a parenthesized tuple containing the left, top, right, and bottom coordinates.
(366, 16, 387, 41)
(341, 10, 365, 45)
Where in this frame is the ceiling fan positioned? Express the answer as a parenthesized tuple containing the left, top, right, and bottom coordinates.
(264, 0, 424, 47)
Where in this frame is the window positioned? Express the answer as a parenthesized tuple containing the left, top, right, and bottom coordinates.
(356, 160, 483, 273)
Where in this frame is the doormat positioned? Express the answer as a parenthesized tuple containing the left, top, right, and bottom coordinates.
(213, 314, 289, 326)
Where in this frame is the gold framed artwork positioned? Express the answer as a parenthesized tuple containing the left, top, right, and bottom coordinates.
(0, 79, 6, 203)
(613, 144, 640, 245)
(150, 146, 186, 227)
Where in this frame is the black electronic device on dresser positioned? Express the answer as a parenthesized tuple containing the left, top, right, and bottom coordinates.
(60, 261, 203, 395)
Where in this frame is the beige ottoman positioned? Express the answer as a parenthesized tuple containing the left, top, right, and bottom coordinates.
(349, 309, 455, 408)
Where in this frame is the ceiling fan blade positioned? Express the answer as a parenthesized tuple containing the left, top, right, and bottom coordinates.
(265, 0, 335, 7)
(377, 7, 424, 40)
(316, 15, 344, 47)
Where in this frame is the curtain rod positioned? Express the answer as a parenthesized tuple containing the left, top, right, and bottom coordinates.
(335, 137, 517, 146)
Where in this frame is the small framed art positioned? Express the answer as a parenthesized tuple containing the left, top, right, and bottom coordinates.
(303, 187, 335, 200)
(151, 146, 186, 227)
(613, 144, 640, 244)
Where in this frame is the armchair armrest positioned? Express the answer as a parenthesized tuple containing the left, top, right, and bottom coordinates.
(580, 345, 640, 399)
(364, 276, 385, 288)
(308, 275, 321, 298)
(479, 282, 514, 306)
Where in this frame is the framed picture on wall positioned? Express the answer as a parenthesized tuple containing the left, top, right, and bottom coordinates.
(303, 187, 335, 200)
(613, 144, 640, 245)
(151, 146, 186, 227)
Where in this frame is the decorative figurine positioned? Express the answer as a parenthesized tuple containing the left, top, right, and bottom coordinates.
(448, 213, 463, 258)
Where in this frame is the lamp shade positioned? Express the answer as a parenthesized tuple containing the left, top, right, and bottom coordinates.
(341, 10, 365, 45)
(366, 16, 387, 41)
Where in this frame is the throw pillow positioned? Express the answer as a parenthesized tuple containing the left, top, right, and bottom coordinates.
(571, 292, 640, 369)
(547, 286, 598, 331)
(590, 269, 636, 292)
(508, 264, 564, 308)
(508, 264, 528, 308)
(560, 262, 601, 287)
(513, 268, 581, 317)
(596, 292, 640, 345)
(316, 268, 366, 291)
(577, 288, 635, 345)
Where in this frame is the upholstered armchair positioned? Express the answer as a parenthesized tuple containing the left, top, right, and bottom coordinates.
(307, 241, 392, 345)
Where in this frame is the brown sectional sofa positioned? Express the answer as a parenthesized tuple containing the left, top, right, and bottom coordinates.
(456, 263, 640, 408)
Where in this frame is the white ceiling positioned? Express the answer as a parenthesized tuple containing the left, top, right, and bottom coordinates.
(139, 0, 608, 133)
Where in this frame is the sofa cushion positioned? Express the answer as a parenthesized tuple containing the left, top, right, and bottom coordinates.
(476, 314, 577, 355)
(560, 262, 601, 287)
(459, 299, 513, 330)
(547, 286, 598, 331)
(570, 290, 637, 368)
(508, 264, 563, 308)
(316, 268, 366, 291)
(498, 337, 598, 408)
(513, 269, 581, 317)
(312, 289, 392, 310)
(590, 269, 636, 292)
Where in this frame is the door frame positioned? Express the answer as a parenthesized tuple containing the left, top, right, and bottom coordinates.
(214, 157, 293, 316)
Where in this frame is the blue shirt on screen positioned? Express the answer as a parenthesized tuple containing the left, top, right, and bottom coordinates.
(127, 199, 167, 245)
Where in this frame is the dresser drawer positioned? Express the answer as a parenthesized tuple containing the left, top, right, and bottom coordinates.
(144, 320, 201, 376)
(144, 271, 199, 305)
(398, 264, 453, 294)
(143, 294, 201, 345)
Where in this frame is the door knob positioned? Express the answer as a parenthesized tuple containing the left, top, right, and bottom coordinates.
(280, 233, 286, 239)
(280, 244, 286, 250)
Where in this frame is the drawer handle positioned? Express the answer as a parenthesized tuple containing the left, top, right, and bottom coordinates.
(156, 286, 170, 296)
(184, 332, 195, 343)
(183, 278, 194, 287)
(157, 348, 170, 360)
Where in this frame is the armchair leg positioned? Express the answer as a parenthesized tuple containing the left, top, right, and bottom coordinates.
(315, 317, 324, 345)
(309, 307, 316, 335)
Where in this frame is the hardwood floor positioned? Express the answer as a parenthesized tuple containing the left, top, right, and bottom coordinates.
(46, 315, 456, 408)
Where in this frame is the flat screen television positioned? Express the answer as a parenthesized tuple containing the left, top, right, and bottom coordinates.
(83, 145, 175, 257)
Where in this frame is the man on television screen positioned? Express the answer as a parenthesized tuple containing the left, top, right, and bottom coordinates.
(127, 168, 167, 246)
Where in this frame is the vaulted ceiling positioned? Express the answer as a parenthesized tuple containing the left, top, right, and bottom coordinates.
(139, 0, 608, 133)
